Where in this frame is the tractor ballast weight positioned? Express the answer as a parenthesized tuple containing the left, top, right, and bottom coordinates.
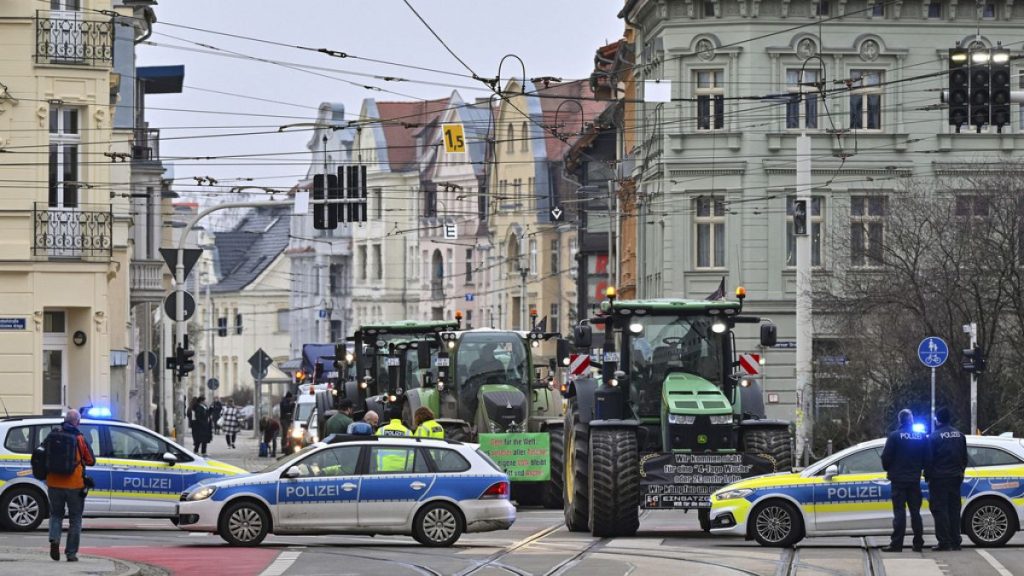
(563, 289, 792, 537)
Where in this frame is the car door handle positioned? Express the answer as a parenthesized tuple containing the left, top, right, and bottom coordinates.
(341, 483, 357, 492)
(410, 481, 426, 490)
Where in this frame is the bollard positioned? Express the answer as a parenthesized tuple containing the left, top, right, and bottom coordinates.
(826, 439, 833, 456)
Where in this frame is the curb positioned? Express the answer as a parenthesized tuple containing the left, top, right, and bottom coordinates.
(0, 548, 147, 576)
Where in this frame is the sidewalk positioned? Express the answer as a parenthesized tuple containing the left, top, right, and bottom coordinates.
(0, 547, 142, 576)
(187, 428, 276, 473)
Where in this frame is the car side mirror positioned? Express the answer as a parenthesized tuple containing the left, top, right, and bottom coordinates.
(824, 464, 839, 481)
(283, 466, 301, 479)
(760, 323, 778, 347)
(162, 452, 177, 466)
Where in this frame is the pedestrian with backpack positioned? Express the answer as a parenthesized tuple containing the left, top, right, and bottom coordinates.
(44, 410, 95, 563)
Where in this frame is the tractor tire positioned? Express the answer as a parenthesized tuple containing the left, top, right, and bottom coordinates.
(542, 424, 564, 509)
(588, 427, 640, 537)
(743, 427, 793, 473)
(563, 398, 590, 532)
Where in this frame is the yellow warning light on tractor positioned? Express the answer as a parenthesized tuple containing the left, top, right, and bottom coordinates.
(454, 310, 463, 320)
(735, 286, 747, 298)
(605, 286, 617, 299)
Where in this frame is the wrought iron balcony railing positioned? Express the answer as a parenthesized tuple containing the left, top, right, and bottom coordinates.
(33, 203, 113, 259)
(35, 10, 114, 67)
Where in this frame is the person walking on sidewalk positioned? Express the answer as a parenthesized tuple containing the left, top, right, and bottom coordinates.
(220, 398, 242, 449)
(927, 407, 968, 551)
(209, 397, 223, 435)
(881, 409, 931, 553)
(192, 396, 211, 456)
(45, 409, 95, 563)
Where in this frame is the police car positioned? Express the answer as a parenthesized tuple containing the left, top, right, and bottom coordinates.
(176, 435, 515, 547)
(0, 412, 246, 531)
(710, 435, 1024, 547)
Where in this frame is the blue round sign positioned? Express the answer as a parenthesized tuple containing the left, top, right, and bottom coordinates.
(918, 337, 948, 368)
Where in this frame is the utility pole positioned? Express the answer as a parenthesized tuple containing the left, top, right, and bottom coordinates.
(794, 134, 814, 466)
(606, 180, 615, 286)
(966, 321, 978, 433)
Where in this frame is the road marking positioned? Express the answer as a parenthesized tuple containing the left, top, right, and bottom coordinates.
(259, 550, 301, 576)
(976, 549, 1013, 576)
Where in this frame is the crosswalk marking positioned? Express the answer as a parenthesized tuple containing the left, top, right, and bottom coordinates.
(976, 549, 1013, 576)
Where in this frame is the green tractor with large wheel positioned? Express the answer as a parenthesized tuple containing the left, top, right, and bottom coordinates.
(417, 326, 565, 508)
(563, 287, 792, 536)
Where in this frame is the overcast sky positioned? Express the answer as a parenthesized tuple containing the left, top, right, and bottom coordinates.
(137, 0, 625, 198)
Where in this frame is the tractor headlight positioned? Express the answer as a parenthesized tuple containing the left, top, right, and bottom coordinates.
(291, 427, 303, 439)
(608, 378, 619, 387)
(667, 414, 696, 425)
(187, 486, 217, 501)
(715, 488, 753, 501)
(709, 415, 734, 425)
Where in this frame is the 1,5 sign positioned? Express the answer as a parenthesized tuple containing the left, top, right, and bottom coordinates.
(918, 336, 948, 368)
(442, 124, 466, 153)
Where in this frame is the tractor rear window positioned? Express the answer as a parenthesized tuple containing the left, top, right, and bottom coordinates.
(4, 426, 33, 454)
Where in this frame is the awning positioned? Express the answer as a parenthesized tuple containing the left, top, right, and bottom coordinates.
(138, 65, 184, 94)
(301, 343, 336, 373)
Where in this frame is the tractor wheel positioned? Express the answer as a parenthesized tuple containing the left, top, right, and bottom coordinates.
(743, 427, 793, 473)
(563, 398, 590, 532)
(588, 427, 640, 537)
(542, 424, 564, 509)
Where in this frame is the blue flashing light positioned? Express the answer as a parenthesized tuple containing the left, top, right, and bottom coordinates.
(912, 422, 926, 434)
(85, 406, 112, 419)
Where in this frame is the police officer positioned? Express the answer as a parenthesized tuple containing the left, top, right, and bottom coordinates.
(413, 407, 444, 439)
(927, 407, 968, 551)
(376, 417, 412, 437)
(374, 417, 411, 472)
(881, 408, 931, 552)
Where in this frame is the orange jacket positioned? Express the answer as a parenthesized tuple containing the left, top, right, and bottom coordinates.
(46, 431, 96, 490)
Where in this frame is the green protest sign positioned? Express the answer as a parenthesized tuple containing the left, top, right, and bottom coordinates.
(478, 433, 550, 481)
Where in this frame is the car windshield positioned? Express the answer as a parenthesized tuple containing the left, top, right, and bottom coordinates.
(626, 315, 723, 416)
(259, 443, 319, 473)
(359, 332, 438, 393)
(401, 343, 438, 390)
(294, 402, 313, 423)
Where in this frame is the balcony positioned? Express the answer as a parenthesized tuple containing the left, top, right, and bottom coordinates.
(132, 128, 161, 162)
(130, 260, 166, 305)
(35, 10, 114, 67)
(33, 203, 112, 260)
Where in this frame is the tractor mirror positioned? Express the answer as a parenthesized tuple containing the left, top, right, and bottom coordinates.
(549, 358, 557, 373)
(417, 342, 431, 370)
(760, 323, 778, 347)
(574, 325, 592, 349)
(556, 338, 572, 364)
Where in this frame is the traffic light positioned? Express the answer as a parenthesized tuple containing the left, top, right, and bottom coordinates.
(970, 51, 991, 129)
(312, 173, 339, 230)
(792, 199, 808, 236)
(176, 337, 195, 380)
(341, 165, 368, 223)
(990, 48, 1011, 130)
(947, 48, 969, 129)
(961, 344, 986, 374)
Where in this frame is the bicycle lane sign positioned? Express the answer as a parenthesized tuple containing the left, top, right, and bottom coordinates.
(918, 336, 948, 368)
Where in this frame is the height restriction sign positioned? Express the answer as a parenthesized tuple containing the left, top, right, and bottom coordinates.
(442, 124, 466, 153)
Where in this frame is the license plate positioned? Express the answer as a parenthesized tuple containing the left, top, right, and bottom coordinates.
(385, 357, 400, 367)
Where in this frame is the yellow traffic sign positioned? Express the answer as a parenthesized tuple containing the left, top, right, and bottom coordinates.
(442, 123, 466, 153)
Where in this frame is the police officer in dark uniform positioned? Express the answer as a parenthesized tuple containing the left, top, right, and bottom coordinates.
(926, 407, 968, 551)
(881, 408, 931, 552)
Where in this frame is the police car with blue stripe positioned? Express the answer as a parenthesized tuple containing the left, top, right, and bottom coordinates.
(176, 434, 515, 546)
(0, 410, 247, 531)
(710, 435, 1024, 547)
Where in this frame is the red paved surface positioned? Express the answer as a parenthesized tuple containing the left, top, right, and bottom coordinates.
(81, 545, 281, 576)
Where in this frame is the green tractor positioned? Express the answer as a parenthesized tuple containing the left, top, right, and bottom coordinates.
(421, 327, 565, 508)
(563, 287, 791, 536)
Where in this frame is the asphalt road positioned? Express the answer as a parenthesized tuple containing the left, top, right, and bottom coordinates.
(12, 509, 1024, 576)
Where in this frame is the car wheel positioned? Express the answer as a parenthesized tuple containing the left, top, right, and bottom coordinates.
(750, 500, 803, 547)
(413, 502, 463, 547)
(218, 500, 269, 546)
(1, 486, 47, 531)
(965, 498, 1016, 547)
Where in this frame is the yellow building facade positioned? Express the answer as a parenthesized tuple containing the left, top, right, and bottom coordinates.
(0, 1, 131, 415)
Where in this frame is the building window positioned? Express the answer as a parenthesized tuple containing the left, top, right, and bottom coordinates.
(514, 178, 522, 203)
(506, 123, 514, 153)
(786, 196, 823, 267)
(955, 194, 989, 217)
(235, 312, 243, 335)
(329, 263, 343, 296)
(358, 245, 367, 280)
(277, 309, 289, 333)
(982, 2, 995, 18)
(527, 177, 534, 204)
(849, 70, 883, 130)
(550, 238, 560, 274)
(520, 121, 529, 151)
(529, 239, 538, 275)
(550, 303, 560, 335)
(703, 0, 716, 17)
(927, 1, 942, 17)
(465, 309, 473, 329)
(815, 0, 830, 15)
(373, 243, 382, 280)
(569, 237, 579, 278)
(850, 196, 885, 266)
(465, 248, 473, 282)
(49, 106, 80, 208)
(695, 69, 724, 131)
(44, 310, 66, 333)
(217, 317, 228, 337)
(694, 196, 726, 268)
(871, 1, 884, 16)
(373, 187, 383, 219)
(786, 69, 819, 129)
